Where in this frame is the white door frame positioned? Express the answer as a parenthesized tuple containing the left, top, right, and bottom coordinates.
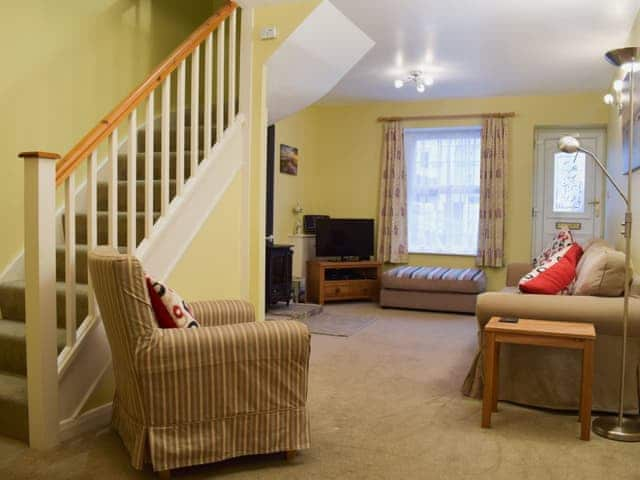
(532, 127, 607, 257)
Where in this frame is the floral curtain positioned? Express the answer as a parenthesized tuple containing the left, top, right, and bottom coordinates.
(476, 117, 509, 268)
(377, 122, 409, 264)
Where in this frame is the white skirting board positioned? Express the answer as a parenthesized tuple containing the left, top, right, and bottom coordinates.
(59, 402, 113, 443)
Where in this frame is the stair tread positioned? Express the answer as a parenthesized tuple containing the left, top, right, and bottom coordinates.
(1, 280, 88, 296)
(76, 211, 158, 217)
(97, 179, 177, 186)
(55, 245, 126, 254)
(0, 372, 27, 406)
(0, 319, 66, 349)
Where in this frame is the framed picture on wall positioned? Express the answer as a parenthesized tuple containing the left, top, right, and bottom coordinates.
(280, 144, 299, 176)
(621, 71, 640, 174)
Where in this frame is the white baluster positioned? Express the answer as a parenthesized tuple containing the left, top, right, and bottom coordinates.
(65, 172, 76, 348)
(204, 32, 213, 153)
(191, 46, 200, 176)
(161, 75, 171, 215)
(238, 8, 254, 300)
(108, 129, 119, 247)
(216, 20, 226, 142)
(145, 92, 154, 238)
(20, 151, 59, 449)
(87, 150, 98, 316)
(228, 11, 237, 125)
(177, 60, 186, 195)
(127, 110, 137, 254)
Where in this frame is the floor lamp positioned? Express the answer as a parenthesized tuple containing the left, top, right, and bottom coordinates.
(558, 46, 640, 441)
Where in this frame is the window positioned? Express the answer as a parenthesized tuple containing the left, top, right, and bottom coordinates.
(405, 127, 482, 255)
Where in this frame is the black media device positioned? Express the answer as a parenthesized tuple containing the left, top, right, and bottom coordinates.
(499, 317, 519, 324)
(315, 218, 374, 261)
(303, 214, 330, 234)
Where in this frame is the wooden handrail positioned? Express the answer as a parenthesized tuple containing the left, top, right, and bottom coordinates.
(55, 1, 238, 186)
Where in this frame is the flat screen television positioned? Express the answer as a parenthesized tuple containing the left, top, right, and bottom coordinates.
(315, 218, 374, 260)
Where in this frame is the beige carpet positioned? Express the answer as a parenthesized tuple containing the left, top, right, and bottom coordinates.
(0, 303, 639, 479)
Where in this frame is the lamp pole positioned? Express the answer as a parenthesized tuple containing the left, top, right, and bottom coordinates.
(558, 47, 640, 441)
(592, 47, 640, 441)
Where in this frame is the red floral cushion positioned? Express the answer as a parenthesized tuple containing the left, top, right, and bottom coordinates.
(145, 276, 199, 328)
(533, 229, 576, 267)
(519, 244, 584, 295)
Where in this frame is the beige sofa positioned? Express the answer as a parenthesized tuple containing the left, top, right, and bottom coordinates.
(462, 249, 640, 413)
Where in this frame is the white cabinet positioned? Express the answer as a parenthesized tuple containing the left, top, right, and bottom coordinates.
(288, 234, 316, 279)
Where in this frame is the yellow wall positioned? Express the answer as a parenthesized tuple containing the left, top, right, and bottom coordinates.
(248, 0, 322, 314)
(276, 93, 608, 290)
(0, 0, 215, 273)
(605, 11, 640, 267)
(273, 107, 322, 243)
(168, 172, 245, 300)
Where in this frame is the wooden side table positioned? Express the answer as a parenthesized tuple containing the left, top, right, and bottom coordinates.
(481, 317, 596, 440)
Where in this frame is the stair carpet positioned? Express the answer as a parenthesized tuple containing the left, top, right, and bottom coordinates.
(0, 111, 214, 442)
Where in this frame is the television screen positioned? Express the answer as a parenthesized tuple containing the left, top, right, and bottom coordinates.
(316, 219, 374, 259)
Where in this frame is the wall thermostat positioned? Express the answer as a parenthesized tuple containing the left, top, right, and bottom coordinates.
(261, 26, 278, 40)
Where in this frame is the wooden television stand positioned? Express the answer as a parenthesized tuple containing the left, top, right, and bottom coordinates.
(307, 260, 382, 305)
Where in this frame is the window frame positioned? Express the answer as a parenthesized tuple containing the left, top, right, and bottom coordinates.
(404, 126, 482, 257)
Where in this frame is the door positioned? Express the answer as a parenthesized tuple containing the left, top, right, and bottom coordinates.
(532, 128, 606, 256)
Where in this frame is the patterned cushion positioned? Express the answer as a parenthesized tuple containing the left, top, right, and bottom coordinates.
(146, 276, 199, 328)
(382, 266, 487, 294)
(520, 244, 584, 295)
(533, 229, 576, 267)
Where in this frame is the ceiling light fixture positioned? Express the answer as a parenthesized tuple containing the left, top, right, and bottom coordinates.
(394, 70, 434, 93)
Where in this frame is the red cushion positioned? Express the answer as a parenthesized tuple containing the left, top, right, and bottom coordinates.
(145, 276, 199, 328)
(519, 244, 584, 295)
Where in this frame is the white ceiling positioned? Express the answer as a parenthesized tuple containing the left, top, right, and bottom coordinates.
(314, 0, 640, 102)
(266, 1, 374, 122)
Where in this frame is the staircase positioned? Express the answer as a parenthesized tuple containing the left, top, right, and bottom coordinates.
(0, 113, 215, 442)
(3, 0, 251, 447)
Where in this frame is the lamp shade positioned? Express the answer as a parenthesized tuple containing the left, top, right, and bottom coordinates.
(605, 47, 640, 67)
(558, 136, 581, 154)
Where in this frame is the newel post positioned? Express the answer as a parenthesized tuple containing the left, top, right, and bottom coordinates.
(19, 151, 60, 449)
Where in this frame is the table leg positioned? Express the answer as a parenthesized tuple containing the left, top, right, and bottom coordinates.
(492, 342, 500, 412)
(482, 331, 497, 428)
(579, 340, 594, 441)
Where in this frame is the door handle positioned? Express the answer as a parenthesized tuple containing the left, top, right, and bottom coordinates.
(588, 200, 600, 205)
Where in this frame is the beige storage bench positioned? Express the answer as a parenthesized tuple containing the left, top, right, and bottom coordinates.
(380, 266, 487, 314)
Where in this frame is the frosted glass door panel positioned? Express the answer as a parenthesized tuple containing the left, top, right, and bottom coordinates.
(553, 152, 586, 213)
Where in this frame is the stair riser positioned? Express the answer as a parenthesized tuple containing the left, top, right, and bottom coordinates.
(56, 248, 88, 284)
(97, 182, 177, 213)
(158, 110, 213, 129)
(0, 396, 28, 443)
(116, 152, 202, 181)
(0, 335, 64, 377)
(118, 126, 214, 154)
(0, 287, 88, 328)
(72, 214, 157, 246)
(0, 337, 28, 376)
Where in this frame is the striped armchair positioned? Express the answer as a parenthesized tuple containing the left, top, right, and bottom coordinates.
(88, 247, 311, 476)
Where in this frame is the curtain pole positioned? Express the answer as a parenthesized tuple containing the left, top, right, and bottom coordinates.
(377, 112, 516, 123)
